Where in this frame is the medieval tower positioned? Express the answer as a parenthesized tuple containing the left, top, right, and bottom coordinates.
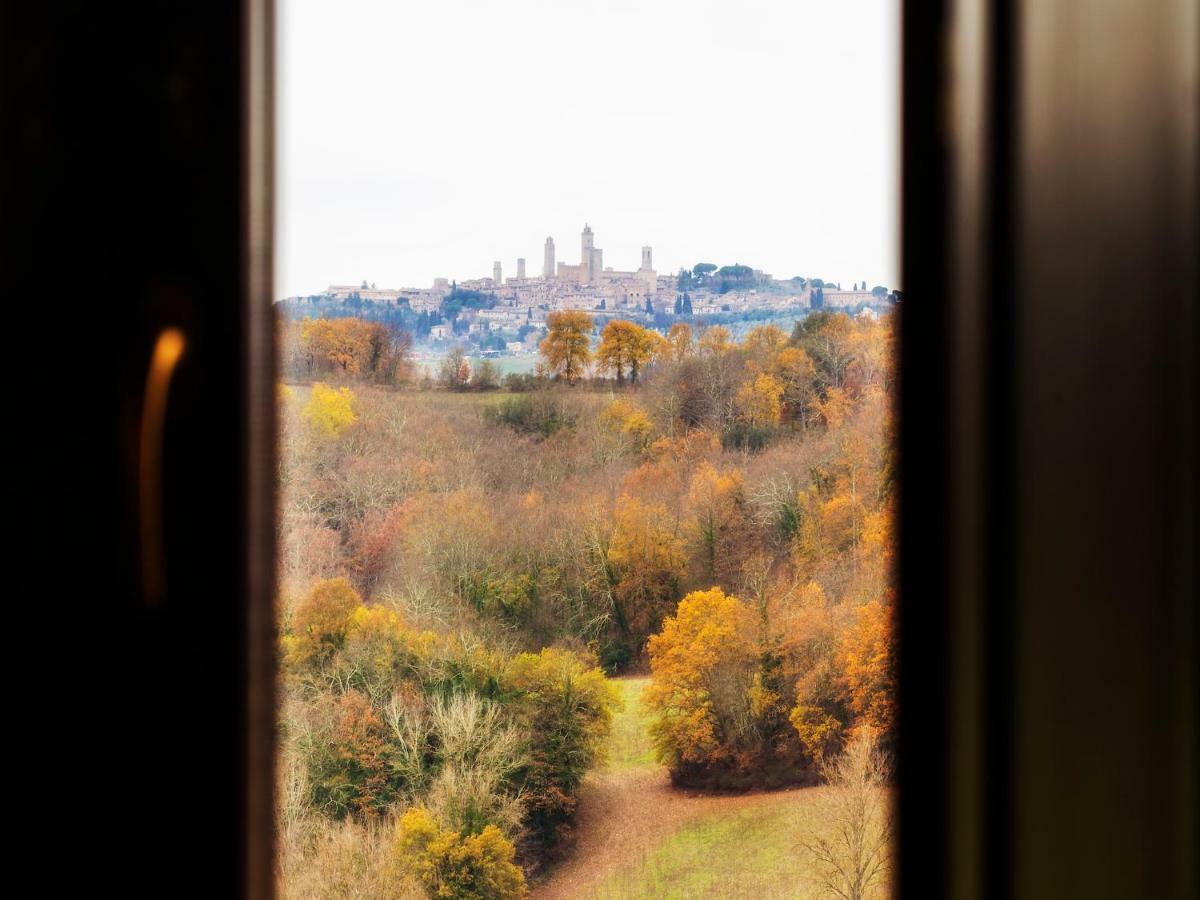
(581, 224, 595, 283)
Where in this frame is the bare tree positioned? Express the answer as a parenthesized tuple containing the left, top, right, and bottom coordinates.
(801, 726, 892, 900)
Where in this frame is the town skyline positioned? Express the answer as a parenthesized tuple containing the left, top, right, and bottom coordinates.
(277, 0, 899, 299)
(279, 220, 894, 301)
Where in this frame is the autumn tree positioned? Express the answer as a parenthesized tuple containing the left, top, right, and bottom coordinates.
(685, 463, 750, 591)
(394, 807, 528, 899)
(596, 319, 661, 384)
(473, 358, 501, 391)
(303, 383, 357, 437)
(698, 324, 734, 356)
(735, 372, 785, 428)
(303, 318, 370, 375)
(305, 690, 403, 820)
(741, 323, 788, 372)
(696, 325, 739, 426)
(365, 322, 414, 385)
(837, 600, 895, 742)
(791, 311, 857, 389)
(284, 577, 363, 674)
(597, 397, 654, 456)
(775, 345, 819, 427)
(439, 345, 472, 390)
(607, 495, 686, 649)
(664, 322, 694, 360)
(644, 588, 757, 770)
(539, 311, 593, 384)
(505, 648, 620, 851)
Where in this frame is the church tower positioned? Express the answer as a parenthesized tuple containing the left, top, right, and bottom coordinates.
(641, 246, 653, 271)
(543, 237, 555, 278)
(581, 224, 595, 283)
(493, 261, 502, 286)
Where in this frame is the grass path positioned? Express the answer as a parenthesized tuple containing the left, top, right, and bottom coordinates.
(532, 678, 824, 899)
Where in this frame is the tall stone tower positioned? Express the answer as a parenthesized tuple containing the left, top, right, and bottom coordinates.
(517, 258, 526, 279)
(543, 237, 555, 278)
(641, 246, 653, 271)
(581, 224, 595, 283)
(493, 261, 502, 286)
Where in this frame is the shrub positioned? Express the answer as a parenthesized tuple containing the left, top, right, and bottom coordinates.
(284, 578, 363, 675)
(504, 649, 620, 853)
(394, 807, 528, 899)
(485, 393, 572, 438)
(303, 383, 358, 437)
(307, 691, 404, 821)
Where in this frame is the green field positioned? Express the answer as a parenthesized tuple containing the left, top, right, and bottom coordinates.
(605, 677, 657, 771)
(584, 792, 836, 900)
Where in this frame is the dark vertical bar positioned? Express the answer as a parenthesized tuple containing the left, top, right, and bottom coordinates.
(3, 2, 272, 895)
(981, 0, 1016, 897)
(1010, 2, 1197, 896)
(243, 0, 277, 897)
(897, 0, 951, 896)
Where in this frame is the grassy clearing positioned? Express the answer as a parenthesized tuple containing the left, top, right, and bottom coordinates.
(584, 791, 814, 899)
(605, 677, 657, 771)
(584, 785, 889, 900)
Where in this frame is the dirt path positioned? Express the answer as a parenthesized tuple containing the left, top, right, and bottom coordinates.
(532, 678, 803, 899)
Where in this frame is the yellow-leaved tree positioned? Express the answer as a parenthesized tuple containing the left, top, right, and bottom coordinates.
(282, 577, 362, 675)
(303, 383, 357, 437)
(393, 806, 528, 899)
(596, 320, 662, 384)
(598, 397, 654, 453)
(664, 322, 694, 360)
(735, 373, 785, 427)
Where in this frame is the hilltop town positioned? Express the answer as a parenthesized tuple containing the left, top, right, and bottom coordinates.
(277, 224, 897, 364)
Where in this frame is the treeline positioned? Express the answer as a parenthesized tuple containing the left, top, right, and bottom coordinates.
(280, 316, 415, 384)
(675, 262, 762, 294)
(535, 309, 891, 448)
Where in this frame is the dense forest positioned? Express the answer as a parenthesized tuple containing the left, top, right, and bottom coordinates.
(277, 309, 895, 898)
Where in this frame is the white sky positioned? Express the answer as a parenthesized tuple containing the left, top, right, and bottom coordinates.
(277, 0, 898, 298)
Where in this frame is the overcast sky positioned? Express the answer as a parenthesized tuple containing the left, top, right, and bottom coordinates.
(277, 0, 898, 298)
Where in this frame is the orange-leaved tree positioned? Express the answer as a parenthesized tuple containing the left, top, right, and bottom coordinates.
(837, 599, 895, 742)
(539, 310, 593, 384)
(644, 587, 757, 768)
